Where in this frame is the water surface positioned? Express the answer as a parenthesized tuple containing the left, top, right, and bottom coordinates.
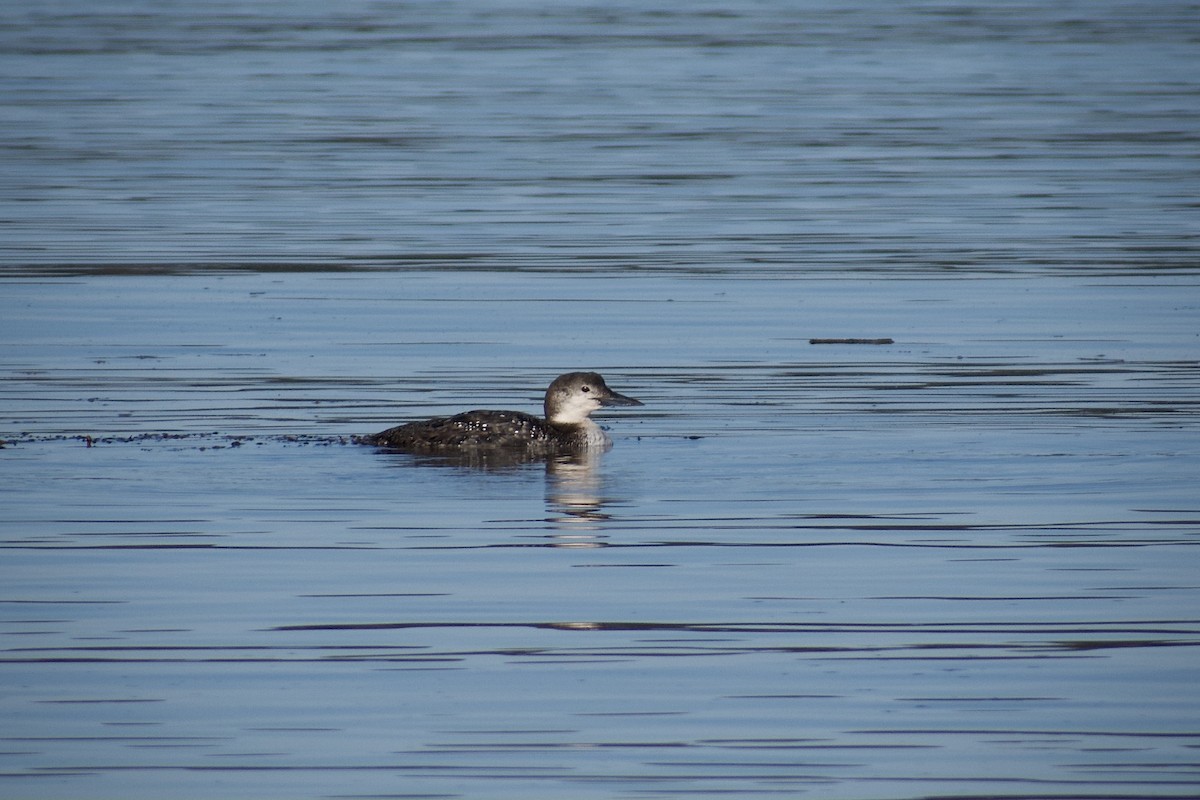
(3, 2, 1199, 798)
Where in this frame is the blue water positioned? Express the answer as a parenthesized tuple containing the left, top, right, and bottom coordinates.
(3, 2, 1199, 798)
(4, 0, 1197, 272)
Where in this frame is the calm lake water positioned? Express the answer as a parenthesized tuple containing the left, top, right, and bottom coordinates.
(3, 2, 1199, 798)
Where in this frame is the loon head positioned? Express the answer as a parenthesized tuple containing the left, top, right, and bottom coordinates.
(544, 372, 642, 425)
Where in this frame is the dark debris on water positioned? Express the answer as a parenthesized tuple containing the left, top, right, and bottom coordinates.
(2, 432, 354, 449)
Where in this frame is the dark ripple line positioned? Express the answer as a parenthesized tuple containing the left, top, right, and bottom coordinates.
(9, 540, 1193, 552)
(852, 728, 1200, 739)
(271, 619, 1200, 635)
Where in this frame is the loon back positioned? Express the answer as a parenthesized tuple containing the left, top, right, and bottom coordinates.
(363, 410, 570, 451)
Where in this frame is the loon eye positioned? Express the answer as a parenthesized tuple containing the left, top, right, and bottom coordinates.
(581, 385, 591, 393)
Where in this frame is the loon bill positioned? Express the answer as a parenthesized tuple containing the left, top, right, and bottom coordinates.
(360, 372, 642, 452)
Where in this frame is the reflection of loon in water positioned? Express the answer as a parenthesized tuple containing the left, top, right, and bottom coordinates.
(360, 372, 642, 453)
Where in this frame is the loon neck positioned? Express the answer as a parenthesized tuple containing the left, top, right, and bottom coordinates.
(574, 418, 611, 448)
(548, 416, 610, 448)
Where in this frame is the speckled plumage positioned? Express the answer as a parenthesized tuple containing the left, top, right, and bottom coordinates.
(365, 410, 565, 451)
(360, 372, 641, 453)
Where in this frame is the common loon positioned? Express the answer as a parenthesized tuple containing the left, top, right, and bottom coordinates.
(360, 372, 642, 452)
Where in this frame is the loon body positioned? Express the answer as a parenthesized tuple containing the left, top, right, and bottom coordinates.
(361, 372, 641, 453)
